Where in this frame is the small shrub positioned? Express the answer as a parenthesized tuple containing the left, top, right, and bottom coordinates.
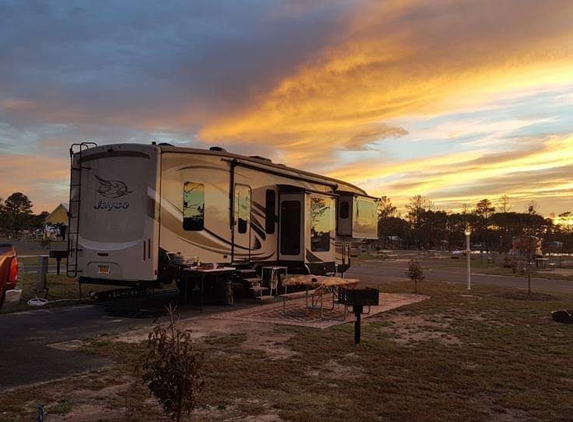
(406, 259, 425, 293)
(141, 305, 204, 421)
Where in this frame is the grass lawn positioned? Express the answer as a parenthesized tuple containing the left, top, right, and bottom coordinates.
(0, 240, 115, 314)
(359, 252, 573, 283)
(1, 281, 572, 421)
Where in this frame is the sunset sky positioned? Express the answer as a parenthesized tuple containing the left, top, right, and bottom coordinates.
(1, 0, 572, 216)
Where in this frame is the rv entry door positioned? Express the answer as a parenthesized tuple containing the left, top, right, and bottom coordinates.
(279, 193, 304, 261)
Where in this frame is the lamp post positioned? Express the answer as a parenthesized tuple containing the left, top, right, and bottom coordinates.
(465, 227, 471, 290)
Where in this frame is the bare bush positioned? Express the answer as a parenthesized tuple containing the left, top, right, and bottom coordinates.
(141, 305, 204, 421)
(406, 259, 425, 293)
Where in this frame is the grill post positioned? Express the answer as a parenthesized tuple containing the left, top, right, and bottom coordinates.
(354, 305, 364, 344)
(338, 287, 379, 345)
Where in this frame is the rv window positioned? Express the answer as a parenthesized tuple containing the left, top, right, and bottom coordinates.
(339, 201, 349, 219)
(355, 198, 377, 233)
(265, 190, 276, 234)
(183, 182, 204, 231)
(310, 195, 333, 252)
(280, 200, 301, 255)
(235, 185, 251, 234)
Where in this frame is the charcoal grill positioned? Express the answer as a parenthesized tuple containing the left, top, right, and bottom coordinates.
(338, 287, 379, 307)
(338, 287, 380, 344)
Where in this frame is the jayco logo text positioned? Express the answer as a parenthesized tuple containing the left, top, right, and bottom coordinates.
(94, 200, 130, 211)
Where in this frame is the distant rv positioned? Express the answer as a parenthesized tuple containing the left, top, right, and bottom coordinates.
(66, 143, 378, 289)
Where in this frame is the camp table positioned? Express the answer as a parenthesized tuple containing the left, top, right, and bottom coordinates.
(181, 266, 235, 312)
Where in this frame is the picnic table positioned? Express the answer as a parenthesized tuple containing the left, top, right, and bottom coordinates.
(281, 275, 359, 318)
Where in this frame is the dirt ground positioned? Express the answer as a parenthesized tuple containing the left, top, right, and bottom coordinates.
(2, 280, 573, 421)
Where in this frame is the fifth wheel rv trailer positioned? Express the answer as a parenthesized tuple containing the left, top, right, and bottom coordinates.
(66, 142, 378, 290)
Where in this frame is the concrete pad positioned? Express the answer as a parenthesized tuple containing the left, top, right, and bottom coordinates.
(209, 293, 429, 329)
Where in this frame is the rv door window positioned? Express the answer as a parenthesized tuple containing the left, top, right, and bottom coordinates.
(280, 200, 301, 255)
(265, 189, 276, 234)
(339, 200, 349, 219)
(183, 182, 204, 231)
(310, 195, 334, 252)
(235, 185, 251, 234)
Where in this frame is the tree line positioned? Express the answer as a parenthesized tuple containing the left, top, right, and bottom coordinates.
(378, 195, 573, 253)
(2, 190, 572, 253)
(0, 192, 49, 238)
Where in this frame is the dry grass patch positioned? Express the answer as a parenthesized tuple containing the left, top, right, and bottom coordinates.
(2, 281, 573, 421)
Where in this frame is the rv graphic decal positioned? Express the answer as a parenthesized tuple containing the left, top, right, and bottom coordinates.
(95, 175, 132, 198)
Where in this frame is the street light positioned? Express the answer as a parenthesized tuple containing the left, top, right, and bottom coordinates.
(465, 226, 471, 290)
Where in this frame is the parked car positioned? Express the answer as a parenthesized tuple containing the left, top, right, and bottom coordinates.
(450, 250, 467, 259)
(0, 243, 21, 308)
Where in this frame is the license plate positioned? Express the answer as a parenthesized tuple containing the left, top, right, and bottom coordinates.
(98, 265, 110, 275)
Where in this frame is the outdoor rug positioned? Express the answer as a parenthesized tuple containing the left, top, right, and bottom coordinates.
(209, 293, 429, 329)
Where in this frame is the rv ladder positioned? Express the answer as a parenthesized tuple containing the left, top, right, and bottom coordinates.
(66, 142, 97, 278)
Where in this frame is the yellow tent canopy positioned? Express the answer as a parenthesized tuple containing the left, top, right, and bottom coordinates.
(45, 203, 69, 225)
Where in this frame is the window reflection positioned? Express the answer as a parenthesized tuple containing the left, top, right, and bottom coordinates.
(235, 185, 251, 234)
(183, 182, 204, 231)
(355, 198, 377, 234)
(310, 195, 333, 252)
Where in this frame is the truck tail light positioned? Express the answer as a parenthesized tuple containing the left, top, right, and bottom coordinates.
(8, 256, 18, 283)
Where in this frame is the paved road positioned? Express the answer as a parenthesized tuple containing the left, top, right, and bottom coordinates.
(0, 305, 150, 391)
(347, 260, 573, 293)
(0, 291, 259, 392)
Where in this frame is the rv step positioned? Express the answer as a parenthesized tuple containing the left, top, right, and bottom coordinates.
(250, 285, 269, 299)
(243, 277, 261, 284)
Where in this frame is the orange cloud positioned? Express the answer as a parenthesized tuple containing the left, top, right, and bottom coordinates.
(200, 0, 573, 166)
(330, 135, 573, 213)
(0, 100, 37, 111)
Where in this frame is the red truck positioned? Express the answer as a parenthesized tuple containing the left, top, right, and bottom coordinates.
(0, 243, 21, 308)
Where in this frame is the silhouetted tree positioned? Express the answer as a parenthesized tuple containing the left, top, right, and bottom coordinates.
(527, 201, 539, 215)
(406, 195, 433, 249)
(1, 192, 33, 236)
(378, 196, 397, 247)
(498, 195, 511, 213)
(514, 236, 539, 295)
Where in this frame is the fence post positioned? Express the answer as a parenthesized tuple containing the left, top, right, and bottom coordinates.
(36, 255, 49, 293)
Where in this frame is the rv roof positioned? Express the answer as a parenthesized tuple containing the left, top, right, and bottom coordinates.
(79, 143, 372, 197)
(160, 144, 370, 197)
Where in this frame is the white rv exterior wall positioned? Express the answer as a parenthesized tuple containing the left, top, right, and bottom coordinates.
(72, 144, 160, 282)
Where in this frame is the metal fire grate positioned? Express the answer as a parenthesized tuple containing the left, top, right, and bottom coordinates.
(338, 287, 380, 307)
